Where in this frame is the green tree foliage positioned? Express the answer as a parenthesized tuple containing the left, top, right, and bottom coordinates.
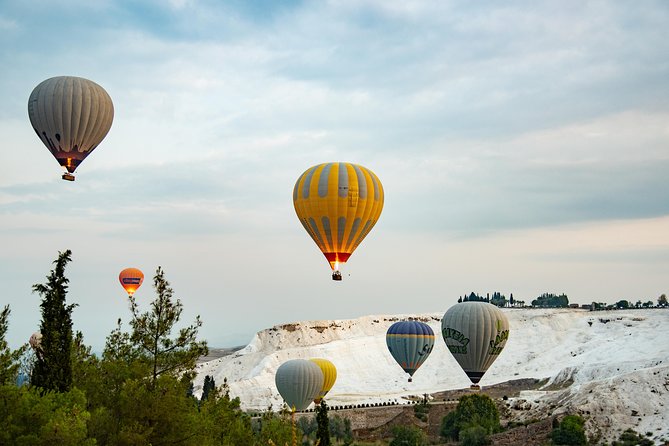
(616, 300, 630, 309)
(201, 374, 216, 402)
(257, 409, 302, 446)
(128, 266, 208, 388)
(329, 415, 353, 445)
(0, 385, 94, 446)
(532, 293, 569, 308)
(390, 425, 427, 446)
(440, 394, 501, 442)
(31, 250, 76, 393)
(550, 415, 587, 445)
(460, 425, 491, 446)
(658, 294, 668, 307)
(490, 292, 507, 308)
(1, 305, 26, 385)
(316, 400, 331, 446)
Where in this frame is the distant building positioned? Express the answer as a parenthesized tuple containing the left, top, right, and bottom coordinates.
(569, 304, 580, 309)
(581, 304, 592, 310)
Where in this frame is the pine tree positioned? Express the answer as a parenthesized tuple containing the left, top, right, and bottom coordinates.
(316, 400, 331, 446)
(31, 250, 77, 392)
(201, 374, 216, 402)
(0, 305, 26, 385)
(129, 266, 208, 388)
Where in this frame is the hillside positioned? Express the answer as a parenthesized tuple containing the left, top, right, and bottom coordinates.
(195, 308, 669, 443)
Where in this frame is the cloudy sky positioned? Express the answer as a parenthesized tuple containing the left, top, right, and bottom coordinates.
(1, 0, 668, 350)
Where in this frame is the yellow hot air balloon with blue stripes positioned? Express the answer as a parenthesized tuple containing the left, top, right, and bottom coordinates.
(293, 162, 384, 280)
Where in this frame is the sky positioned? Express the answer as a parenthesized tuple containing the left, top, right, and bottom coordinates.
(1, 0, 668, 351)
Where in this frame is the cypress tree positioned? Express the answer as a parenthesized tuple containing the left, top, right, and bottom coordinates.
(316, 400, 331, 446)
(31, 250, 76, 392)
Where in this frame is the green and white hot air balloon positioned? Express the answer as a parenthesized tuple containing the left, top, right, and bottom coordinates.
(275, 359, 324, 411)
(441, 301, 510, 387)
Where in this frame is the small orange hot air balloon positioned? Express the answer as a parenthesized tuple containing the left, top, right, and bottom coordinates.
(119, 268, 144, 297)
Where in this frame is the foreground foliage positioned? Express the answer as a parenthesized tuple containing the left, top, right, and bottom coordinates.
(0, 251, 297, 445)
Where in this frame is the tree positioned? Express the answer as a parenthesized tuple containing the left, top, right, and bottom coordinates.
(201, 374, 216, 402)
(550, 414, 587, 445)
(390, 425, 427, 446)
(129, 266, 208, 388)
(1, 306, 25, 385)
(316, 400, 331, 446)
(658, 294, 668, 307)
(616, 300, 630, 309)
(329, 415, 353, 445)
(532, 293, 569, 308)
(31, 250, 77, 392)
(440, 394, 501, 442)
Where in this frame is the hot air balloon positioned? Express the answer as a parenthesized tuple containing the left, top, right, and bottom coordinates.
(441, 301, 510, 387)
(386, 321, 435, 382)
(275, 359, 324, 411)
(119, 268, 144, 298)
(28, 76, 114, 181)
(29, 332, 42, 351)
(309, 358, 337, 404)
(293, 162, 383, 281)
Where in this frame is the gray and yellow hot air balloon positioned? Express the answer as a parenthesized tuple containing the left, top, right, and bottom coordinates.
(441, 301, 509, 387)
(275, 359, 324, 411)
(28, 76, 114, 181)
(293, 162, 384, 280)
(386, 320, 435, 382)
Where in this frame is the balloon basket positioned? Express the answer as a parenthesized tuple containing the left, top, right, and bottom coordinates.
(332, 271, 342, 281)
(469, 384, 481, 391)
(62, 173, 75, 181)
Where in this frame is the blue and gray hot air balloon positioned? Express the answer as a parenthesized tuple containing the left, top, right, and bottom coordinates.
(386, 320, 435, 382)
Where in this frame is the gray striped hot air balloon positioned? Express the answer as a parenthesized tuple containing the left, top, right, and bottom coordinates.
(275, 359, 324, 411)
(28, 76, 114, 181)
(441, 301, 510, 386)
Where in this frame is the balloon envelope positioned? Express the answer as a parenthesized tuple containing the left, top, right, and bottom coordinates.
(386, 321, 435, 381)
(293, 162, 384, 274)
(28, 76, 114, 177)
(309, 358, 337, 403)
(29, 332, 42, 351)
(119, 268, 144, 297)
(441, 301, 510, 384)
(275, 359, 324, 411)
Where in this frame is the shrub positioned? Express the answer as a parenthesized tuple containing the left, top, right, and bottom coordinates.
(389, 425, 427, 446)
(460, 425, 491, 446)
(551, 415, 587, 445)
(440, 394, 501, 441)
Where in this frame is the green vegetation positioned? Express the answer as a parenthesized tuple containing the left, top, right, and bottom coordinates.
(0, 251, 297, 445)
(440, 393, 501, 443)
(550, 414, 587, 445)
(316, 400, 332, 446)
(532, 293, 569, 308)
(31, 250, 76, 392)
(389, 425, 427, 446)
(611, 428, 654, 446)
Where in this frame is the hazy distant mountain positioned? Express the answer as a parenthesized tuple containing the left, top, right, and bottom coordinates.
(195, 308, 669, 444)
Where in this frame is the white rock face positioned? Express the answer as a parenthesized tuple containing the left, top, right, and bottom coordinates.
(195, 308, 669, 443)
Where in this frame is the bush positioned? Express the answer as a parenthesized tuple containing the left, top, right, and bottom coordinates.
(389, 425, 427, 446)
(440, 394, 501, 441)
(460, 425, 490, 446)
(551, 415, 587, 445)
